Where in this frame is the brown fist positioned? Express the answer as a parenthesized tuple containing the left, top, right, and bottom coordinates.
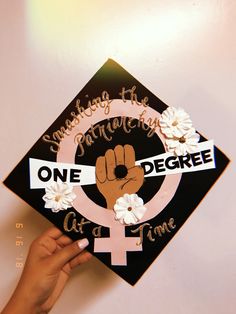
(95, 144, 144, 209)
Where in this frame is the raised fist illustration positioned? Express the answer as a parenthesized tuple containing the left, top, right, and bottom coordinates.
(95, 144, 144, 209)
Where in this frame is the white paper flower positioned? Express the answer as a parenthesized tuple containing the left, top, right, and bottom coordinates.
(114, 193, 147, 225)
(165, 128, 200, 156)
(43, 182, 76, 213)
(159, 106, 193, 138)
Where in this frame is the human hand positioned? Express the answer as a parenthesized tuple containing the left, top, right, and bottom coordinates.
(2, 227, 92, 314)
(95, 144, 144, 209)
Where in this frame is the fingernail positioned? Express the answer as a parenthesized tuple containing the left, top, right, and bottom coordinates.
(78, 238, 89, 250)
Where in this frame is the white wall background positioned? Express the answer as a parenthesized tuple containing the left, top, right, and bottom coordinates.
(0, 1, 235, 313)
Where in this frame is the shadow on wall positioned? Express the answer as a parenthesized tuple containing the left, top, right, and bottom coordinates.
(0, 201, 118, 313)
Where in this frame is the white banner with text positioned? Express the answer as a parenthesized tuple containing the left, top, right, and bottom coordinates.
(29, 140, 215, 189)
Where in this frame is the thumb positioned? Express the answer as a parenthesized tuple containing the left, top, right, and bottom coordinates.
(127, 165, 144, 179)
(50, 238, 89, 271)
(123, 166, 144, 194)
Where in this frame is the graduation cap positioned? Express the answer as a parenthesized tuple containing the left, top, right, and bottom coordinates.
(3, 59, 229, 285)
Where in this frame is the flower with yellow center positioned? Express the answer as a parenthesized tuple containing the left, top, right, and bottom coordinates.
(159, 106, 193, 138)
(165, 128, 200, 156)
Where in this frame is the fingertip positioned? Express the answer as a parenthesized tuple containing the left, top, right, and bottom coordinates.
(96, 156, 106, 183)
(124, 144, 135, 167)
(114, 145, 125, 165)
(105, 149, 116, 180)
(77, 238, 89, 250)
